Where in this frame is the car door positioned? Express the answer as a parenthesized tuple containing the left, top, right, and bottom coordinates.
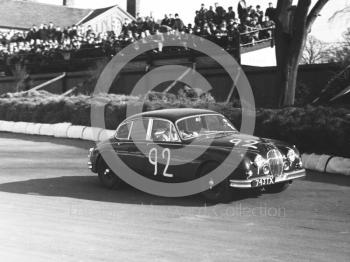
(144, 118, 199, 182)
(122, 118, 151, 175)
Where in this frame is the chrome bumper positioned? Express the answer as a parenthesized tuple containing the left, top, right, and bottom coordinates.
(230, 169, 306, 188)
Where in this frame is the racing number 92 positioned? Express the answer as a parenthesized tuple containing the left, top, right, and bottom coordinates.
(148, 148, 173, 178)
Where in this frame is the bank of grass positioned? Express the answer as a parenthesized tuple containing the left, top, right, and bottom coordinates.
(0, 91, 349, 157)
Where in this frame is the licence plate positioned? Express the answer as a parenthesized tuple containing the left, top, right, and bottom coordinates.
(251, 176, 275, 187)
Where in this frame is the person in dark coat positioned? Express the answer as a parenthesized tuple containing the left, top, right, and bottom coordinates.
(173, 14, 184, 31)
(265, 2, 276, 21)
(225, 7, 236, 22)
(205, 6, 215, 23)
(161, 14, 170, 26)
(47, 22, 56, 40)
(214, 2, 225, 25)
(39, 24, 49, 41)
(238, 0, 248, 24)
(26, 25, 39, 41)
(255, 5, 264, 24)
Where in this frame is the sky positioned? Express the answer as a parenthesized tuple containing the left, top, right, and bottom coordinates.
(50, 0, 350, 43)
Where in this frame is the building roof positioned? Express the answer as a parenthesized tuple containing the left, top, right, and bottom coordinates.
(0, 0, 94, 30)
(79, 6, 114, 25)
(127, 108, 218, 123)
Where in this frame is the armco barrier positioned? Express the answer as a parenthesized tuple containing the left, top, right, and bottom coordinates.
(67, 125, 86, 139)
(53, 123, 71, 138)
(82, 127, 104, 141)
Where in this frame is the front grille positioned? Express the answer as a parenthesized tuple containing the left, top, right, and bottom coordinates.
(267, 149, 284, 177)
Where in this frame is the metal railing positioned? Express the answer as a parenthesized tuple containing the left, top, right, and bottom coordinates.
(0, 27, 276, 76)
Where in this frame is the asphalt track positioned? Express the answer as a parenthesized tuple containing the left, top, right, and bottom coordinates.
(0, 132, 349, 262)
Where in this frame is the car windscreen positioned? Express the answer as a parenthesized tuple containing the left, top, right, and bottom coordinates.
(176, 114, 237, 140)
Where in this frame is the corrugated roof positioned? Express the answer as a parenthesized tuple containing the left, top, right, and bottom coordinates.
(0, 0, 92, 30)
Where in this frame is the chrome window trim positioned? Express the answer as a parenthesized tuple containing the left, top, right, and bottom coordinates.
(175, 113, 238, 141)
(115, 121, 133, 140)
(115, 117, 182, 143)
(149, 118, 181, 143)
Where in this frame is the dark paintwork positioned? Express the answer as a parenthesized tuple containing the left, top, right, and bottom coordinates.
(89, 109, 303, 183)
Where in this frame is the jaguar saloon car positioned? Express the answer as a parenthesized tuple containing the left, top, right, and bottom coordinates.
(88, 108, 305, 202)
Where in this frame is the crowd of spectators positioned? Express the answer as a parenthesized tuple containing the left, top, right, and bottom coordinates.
(0, 23, 116, 66)
(0, 1, 276, 72)
(119, 1, 276, 49)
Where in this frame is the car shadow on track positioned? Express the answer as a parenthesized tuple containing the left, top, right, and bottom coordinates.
(0, 175, 262, 206)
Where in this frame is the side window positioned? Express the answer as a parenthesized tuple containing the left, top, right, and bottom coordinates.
(116, 122, 131, 140)
(129, 119, 149, 141)
(151, 119, 180, 142)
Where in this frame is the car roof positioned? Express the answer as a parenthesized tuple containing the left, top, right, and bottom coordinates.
(126, 108, 219, 123)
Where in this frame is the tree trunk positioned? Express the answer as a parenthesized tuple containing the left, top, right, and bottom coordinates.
(273, 0, 328, 107)
(275, 30, 306, 107)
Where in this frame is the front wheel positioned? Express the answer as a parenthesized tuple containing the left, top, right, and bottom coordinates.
(264, 182, 291, 193)
(198, 162, 233, 203)
(97, 157, 123, 189)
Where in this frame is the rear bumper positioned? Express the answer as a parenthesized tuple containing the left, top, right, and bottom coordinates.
(229, 169, 306, 188)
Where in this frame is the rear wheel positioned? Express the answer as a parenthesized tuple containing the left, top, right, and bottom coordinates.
(198, 162, 233, 203)
(264, 181, 291, 193)
(97, 157, 122, 189)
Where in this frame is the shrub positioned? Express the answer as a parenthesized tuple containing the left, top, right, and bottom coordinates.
(0, 91, 349, 157)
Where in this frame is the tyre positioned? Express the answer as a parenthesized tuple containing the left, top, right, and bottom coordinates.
(97, 157, 123, 189)
(264, 182, 290, 193)
(198, 162, 233, 203)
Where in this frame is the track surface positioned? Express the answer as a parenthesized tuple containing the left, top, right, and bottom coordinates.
(0, 133, 349, 262)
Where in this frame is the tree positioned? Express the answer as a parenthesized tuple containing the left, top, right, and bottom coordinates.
(328, 28, 350, 65)
(274, 0, 329, 107)
(301, 35, 329, 64)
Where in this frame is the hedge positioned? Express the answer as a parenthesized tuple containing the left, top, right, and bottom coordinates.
(0, 91, 349, 157)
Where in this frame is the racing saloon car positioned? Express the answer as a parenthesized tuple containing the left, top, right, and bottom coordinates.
(88, 108, 305, 202)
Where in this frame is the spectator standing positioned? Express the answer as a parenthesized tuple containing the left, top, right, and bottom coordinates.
(168, 14, 175, 28)
(225, 7, 236, 22)
(39, 24, 48, 41)
(206, 6, 215, 23)
(26, 25, 39, 41)
(47, 22, 56, 40)
(173, 14, 184, 31)
(255, 5, 264, 24)
(238, 0, 248, 24)
(265, 2, 276, 21)
(161, 14, 170, 26)
(214, 2, 225, 25)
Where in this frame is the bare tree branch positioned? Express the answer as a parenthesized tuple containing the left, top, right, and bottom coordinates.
(306, 0, 330, 31)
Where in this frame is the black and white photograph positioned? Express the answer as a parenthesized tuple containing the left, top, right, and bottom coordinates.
(0, 0, 349, 261)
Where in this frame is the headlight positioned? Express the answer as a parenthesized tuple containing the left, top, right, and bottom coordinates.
(254, 154, 266, 168)
(287, 149, 297, 162)
(262, 165, 270, 175)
